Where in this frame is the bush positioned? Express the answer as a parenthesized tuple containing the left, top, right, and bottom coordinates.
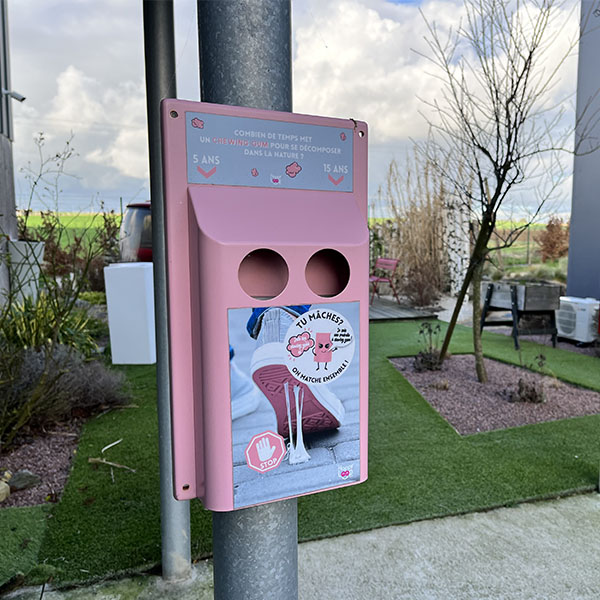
(0, 345, 128, 451)
(17, 135, 121, 294)
(413, 321, 442, 371)
(78, 291, 106, 305)
(1, 293, 97, 357)
(370, 151, 452, 306)
(535, 217, 569, 263)
(531, 265, 556, 281)
(0, 135, 128, 451)
(18, 208, 120, 294)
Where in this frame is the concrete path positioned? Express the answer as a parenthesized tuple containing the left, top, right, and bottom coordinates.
(7, 493, 600, 599)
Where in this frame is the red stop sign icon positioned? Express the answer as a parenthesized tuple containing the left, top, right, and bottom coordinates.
(245, 431, 287, 473)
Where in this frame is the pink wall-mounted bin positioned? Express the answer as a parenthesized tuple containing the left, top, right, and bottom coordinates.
(161, 100, 368, 511)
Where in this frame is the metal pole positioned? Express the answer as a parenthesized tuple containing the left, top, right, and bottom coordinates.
(143, 0, 192, 581)
(197, 0, 292, 111)
(197, 1, 297, 598)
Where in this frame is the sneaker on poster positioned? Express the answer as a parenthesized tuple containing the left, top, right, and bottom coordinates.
(249, 307, 345, 438)
(230, 360, 261, 420)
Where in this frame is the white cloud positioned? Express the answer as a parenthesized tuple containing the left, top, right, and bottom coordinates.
(293, 0, 451, 141)
(5, 0, 581, 215)
(293, 0, 579, 213)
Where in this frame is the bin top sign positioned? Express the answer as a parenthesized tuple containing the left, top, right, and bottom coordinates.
(185, 111, 354, 192)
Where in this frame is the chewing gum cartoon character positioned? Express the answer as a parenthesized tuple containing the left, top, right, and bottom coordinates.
(285, 161, 302, 178)
(191, 118, 204, 129)
(313, 332, 334, 370)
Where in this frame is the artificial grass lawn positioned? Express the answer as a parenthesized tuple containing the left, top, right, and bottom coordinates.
(6, 320, 600, 585)
(0, 506, 49, 588)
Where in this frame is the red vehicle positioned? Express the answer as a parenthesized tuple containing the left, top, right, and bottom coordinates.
(119, 202, 152, 262)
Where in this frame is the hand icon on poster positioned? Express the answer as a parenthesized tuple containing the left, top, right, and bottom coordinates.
(256, 436, 276, 461)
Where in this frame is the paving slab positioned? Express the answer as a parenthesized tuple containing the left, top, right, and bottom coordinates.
(7, 493, 600, 600)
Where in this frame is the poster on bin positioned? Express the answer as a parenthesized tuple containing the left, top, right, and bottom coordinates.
(228, 302, 360, 508)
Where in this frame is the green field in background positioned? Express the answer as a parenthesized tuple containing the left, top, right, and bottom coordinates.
(17, 212, 121, 247)
(18, 212, 119, 231)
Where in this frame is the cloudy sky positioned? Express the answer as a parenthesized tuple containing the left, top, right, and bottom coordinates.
(7, 0, 580, 215)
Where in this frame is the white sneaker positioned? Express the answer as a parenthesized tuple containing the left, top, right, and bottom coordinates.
(249, 307, 345, 437)
(230, 360, 260, 420)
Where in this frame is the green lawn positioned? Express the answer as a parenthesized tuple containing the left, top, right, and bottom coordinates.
(19, 213, 102, 229)
(16, 211, 121, 249)
(2, 320, 600, 589)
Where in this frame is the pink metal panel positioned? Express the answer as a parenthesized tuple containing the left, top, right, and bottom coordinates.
(162, 100, 369, 509)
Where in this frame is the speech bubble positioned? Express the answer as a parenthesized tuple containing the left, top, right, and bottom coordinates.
(287, 332, 314, 357)
(332, 328, 353, 348)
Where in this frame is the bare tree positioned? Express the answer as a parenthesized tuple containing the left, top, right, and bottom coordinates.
(416, 0, 585, 382)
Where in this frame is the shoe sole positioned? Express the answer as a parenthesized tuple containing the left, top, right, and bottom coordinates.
(252, 364, 341, 437)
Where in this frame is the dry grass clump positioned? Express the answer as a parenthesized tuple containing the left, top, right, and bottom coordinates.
(371, 152, 468, 306)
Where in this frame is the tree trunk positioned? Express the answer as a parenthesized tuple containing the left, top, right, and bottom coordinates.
(472, 260, 487, 383)
(439, 220, 492, 364)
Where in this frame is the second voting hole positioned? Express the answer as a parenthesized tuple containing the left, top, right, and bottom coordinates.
(238, 249, 289, 300)
(305, 249, 350, 297)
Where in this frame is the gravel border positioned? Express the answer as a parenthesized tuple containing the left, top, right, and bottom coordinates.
(0, 423, 81, 508)
(391, 354, 600, 435)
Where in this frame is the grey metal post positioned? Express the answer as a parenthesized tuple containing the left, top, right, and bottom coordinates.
(143, 0, 192, 581)
(0, 0, 17, 297)
(197, 1, 298, 598)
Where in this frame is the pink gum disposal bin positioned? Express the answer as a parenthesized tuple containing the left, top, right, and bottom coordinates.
(162, 100, 368, 511)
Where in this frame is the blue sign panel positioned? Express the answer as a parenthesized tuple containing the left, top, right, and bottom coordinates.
(185, 112, 353, 192)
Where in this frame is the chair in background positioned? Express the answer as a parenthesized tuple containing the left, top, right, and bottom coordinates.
(369, 257, 401, 305)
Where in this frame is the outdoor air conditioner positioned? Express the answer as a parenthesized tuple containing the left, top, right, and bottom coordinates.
(555, 296, 599, 343)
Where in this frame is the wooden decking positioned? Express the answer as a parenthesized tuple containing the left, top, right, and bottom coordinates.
(369, 296, 436, 321)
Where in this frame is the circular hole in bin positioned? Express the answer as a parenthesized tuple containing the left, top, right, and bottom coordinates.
(238, 249, 289, 300)
(305, 249, 350, 297)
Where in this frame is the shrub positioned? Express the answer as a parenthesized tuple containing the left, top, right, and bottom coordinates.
(18, 208, 120, 294)
(505, 353, 548, 404)
(535, 217, 569, 263)
(1, 293, 97, 356)
(413, 321, 443, 371)
(371, 151, 453, 306)
(17, 135, 121, 294)
(553, 267, 567, 283)
(0, 344, 128, 451)
(531, 265, 556, 281)
(0, 135, 127, 451)
(78, 291, 106, 305)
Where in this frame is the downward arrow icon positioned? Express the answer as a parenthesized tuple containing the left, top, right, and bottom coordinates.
(328, 174, 344, 186)
(197, 166, 217, 178)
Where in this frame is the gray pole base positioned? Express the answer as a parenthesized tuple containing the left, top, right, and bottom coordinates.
(143, 0, 192, 581)
(213, 498, 298, 600)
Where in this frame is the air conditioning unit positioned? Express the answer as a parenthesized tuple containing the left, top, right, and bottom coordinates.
(555, 296, 599, 343)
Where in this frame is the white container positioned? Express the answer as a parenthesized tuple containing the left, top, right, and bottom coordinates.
(104, 263, 156, 364)
(7, 240, 45, 303)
